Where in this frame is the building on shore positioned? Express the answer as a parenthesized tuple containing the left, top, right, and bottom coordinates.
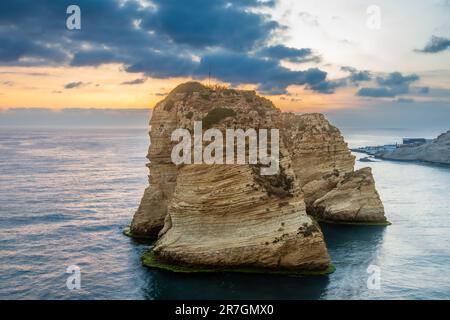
(400, 138, 427, 148)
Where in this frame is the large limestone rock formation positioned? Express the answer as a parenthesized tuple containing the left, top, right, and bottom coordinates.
(133, 82, 331, 272)
(130, 81, 388, 272)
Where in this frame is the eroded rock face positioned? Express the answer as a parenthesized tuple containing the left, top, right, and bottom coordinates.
(310, 168, 387, 223)
(130, 89, 179, 237)
(155, 164, 330, 270)
(281, 113, 386, 223)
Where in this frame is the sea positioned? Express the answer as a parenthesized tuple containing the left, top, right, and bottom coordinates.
(0, 127, 449, 300)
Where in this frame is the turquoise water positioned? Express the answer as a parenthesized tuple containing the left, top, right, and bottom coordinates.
(0, 128, 449, 299)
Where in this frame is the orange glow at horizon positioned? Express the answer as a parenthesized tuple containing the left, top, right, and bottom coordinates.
(0, 64, 364, 112)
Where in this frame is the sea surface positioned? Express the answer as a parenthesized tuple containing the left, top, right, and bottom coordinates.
(0, 127, 449, 300)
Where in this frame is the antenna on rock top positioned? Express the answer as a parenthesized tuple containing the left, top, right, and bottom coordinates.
(208, 64, 211, 87)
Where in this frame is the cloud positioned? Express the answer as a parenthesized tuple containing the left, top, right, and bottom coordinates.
(140, 0, 278, 51)
(304, 67, 372, 94)
(341, 66, 372, 82)
(357, 87, 396, 98)
(416, 36, 450, 53)
(307, 79, 347, 94)
(195, 51, 326, 95)
(0, 26, 67, 64)
(64, 82, 90, 89)
(71, 48, 121, 67)
(126, 49, 328, 94)
(357, 72, 420, 98)
(339, 39, 356, 46)
(125, 51, 198, 78)
(121, 78, 147, 85)
(412, 86, 430, 95)
(0, 0, 335, 95)
(257, 45, 321, 63)
(298, 12, 319, 27)
(376, 72, 419, 87)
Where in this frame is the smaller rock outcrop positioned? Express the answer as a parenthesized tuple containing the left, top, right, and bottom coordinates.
(378, 131, 450, 165)
(281, 113, 356, 206)
(310, 168, 387, 224)
(281, 112, 386, 224)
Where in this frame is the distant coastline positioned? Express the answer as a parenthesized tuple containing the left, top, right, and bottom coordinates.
(352, 130, 450, 166)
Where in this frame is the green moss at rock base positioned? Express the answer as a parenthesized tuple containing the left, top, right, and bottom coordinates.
(141, 250, 335, 276)
(122, 226, 155, 240)
(315, 218, 392, 226)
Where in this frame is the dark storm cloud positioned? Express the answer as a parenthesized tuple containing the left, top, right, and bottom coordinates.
(125, 50, 199, 78)
(195, 51, 326, 95)
(140, 0, 279, 51)
(0, 0, 163, 65)
(0, 0, 336, 95)
(357, 72, 421, 98)
(124, 48, 329, 94)
(0, 26, 67, 64)
(71, 49, 121, 67)
(416, 36, 450, 53)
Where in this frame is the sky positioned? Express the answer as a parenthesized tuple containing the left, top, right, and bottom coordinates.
(0, 0, 449, 128)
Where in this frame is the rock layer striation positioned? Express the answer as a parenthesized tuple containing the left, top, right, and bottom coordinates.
(281, 113, 386, 224)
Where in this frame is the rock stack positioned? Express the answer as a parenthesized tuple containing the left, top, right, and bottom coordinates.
(129, 82, 387, 273)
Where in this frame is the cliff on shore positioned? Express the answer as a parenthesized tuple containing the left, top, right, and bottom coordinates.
(129, 82, 387, 273)
(378, 131, 450, 165)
